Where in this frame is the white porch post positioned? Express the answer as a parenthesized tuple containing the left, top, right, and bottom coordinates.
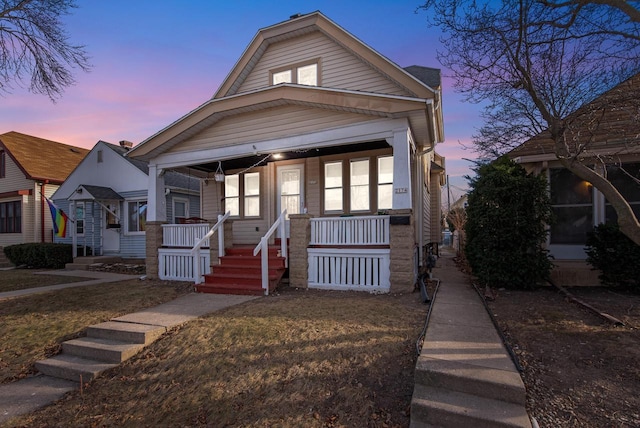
(389, 128, 413, 210)
(147, 164, 167, 222)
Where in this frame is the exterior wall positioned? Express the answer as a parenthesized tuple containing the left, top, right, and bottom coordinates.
(429, 171, 442, 243)
(0, 154, 35, 247)
(166, 191, 201, 223)
(305, 157, 321, 216)
(236, 31, 412, 97)
(422, 171, 431, 249)
(168, 105, 377, 155)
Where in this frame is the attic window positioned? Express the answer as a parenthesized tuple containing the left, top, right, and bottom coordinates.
(97, 150, 103, 163)
(271, 61, 318, 86)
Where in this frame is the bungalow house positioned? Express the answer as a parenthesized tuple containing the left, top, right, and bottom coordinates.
(127, 12, 447, 294)
(52, 140, 200, 261)
(0, 131, 88, 249)
(508, 73, 640, 285)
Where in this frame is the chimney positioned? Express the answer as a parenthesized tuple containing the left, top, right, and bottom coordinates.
(119, 140, 133, 150)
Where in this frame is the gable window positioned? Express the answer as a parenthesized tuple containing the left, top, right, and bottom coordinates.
(0, 150, 5, 178)
(75, 203, 85, 236)
(97, 150, 103, 163)
(127, 200, 147, 234)
(225, 172, 261, 218)
(323, 154, 394, 215)
(0, 201, 21, 233)
(271, 61, 318, 86)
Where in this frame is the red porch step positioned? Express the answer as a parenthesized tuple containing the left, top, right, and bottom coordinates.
(195, 245, 286, 295)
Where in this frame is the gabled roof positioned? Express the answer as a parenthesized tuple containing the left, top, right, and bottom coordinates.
(215, 11, 439, 99)
(0, 131, 89, 183)
(128, 84, 436, 161)
(509, 72, 640, 160)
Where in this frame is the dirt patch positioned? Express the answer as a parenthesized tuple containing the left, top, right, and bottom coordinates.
(487, 286, 640, 427)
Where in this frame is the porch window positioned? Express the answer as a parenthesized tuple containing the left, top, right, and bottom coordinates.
(549, 168, 593, 244)
(225, 175, 240, 216)
(225, 172, 261, 218)
(244, 173, 260, 217)
(76, 203, 85, 236)
(324, 161, 343, 212)
(604, 162, 640, 224)
(127, 200, 147, 234)
(378, 156, 394, 210)
(350, 159, 370, 211)
(323, 154, 394, 215)
(271, 61, 318, 86)
(0, 201, 21, 233)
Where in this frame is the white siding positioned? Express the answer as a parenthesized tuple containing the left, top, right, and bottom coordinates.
(237, 31, 411, 96)
(169, 105, 378, 154)
(305, 157, 321, 216)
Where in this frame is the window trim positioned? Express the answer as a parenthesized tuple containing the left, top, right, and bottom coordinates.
(224, 171, 262, 219)
(172, 197, 189, 224)
(0, 200, 21, 233)
(270, 59, 321, 86)
(125, 199, 147, 235)
(75, 202, 85, 237)
(321, 151, 393, 215)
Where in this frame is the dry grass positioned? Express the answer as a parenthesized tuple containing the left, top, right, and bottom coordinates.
(0, 279, 192, 384)
(8, 288, 427, 428)
(0, 270, 88, 293)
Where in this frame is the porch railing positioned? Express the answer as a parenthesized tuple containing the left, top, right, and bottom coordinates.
(253, 210, 287, 296)
(310, 215, 389, 246)
(162, 223, 211, 248)
(307, 215, 391, 292)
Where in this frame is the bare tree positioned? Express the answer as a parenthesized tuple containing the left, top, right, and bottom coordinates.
(420, 0, 640, 245)
(0, 0, 90, 101)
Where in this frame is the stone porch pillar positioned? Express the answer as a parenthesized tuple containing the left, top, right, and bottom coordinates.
(145, 221, 166, 279)
(388, 209, 416, 293)
(289, 214, 312, 289)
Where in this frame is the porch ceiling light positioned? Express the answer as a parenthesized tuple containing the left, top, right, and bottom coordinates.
(214, 161, 225, 182)
(273, 153, 283, 160)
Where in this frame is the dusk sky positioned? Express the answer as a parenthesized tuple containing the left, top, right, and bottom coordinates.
(0, 0, 482, 202)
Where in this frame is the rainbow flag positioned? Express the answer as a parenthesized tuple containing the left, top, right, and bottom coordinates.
(45, 198, 70, 238)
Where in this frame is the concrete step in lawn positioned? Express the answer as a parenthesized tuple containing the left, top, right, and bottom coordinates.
(35, 320, 166, 383)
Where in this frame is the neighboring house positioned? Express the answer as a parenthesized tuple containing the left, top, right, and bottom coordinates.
(52, 140, 200, 260)
(127, 12, 447, 293)
(508, 73, 640, 285)
(0, 131, 89, 248)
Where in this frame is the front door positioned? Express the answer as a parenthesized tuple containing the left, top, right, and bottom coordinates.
(277, 164, 304, 237)
(103, 202, 120, 254)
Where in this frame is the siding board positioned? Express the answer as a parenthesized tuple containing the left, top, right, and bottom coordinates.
(236, 31, 410, 96)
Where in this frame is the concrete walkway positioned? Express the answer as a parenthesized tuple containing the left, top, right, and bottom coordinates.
(0, 274, 259, 424)
(0, 270, 140, 300)
(411, 250, 532, 427)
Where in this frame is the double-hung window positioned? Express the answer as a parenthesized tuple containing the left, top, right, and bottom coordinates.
(549, 168, 593, 244)
(225, 172, 261, 218)
(0, 201, 21, 233)
(377, 156, 394, 210)
(127, 200, 147, 234)
(324, 161, 343, 212)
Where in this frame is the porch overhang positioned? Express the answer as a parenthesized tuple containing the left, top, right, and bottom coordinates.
(68, 185, 124, 202)
(127, 84, 435, 163)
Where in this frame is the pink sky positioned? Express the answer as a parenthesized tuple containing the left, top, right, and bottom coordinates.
(0, 1, 481, 203)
